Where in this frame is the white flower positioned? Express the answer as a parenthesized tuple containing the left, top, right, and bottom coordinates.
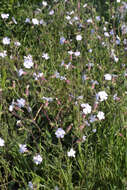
(2, 37, 10, 45)
(97, 111, 105, 120)
(67, 148, 76, 157)
(42, 53, 49, 60)
(19, 144, 27, 153)
(66, 15, 71, 20)
(60, 37, 66, 45)
(82, 103, 92, 114)
(55, 128, 65, 138)
(12, 17, 17, 24)
(42, 1, 47, 6)
(24, 54, 34, 69)
(92, 129, 96, 133)
(87, 18, 92, 23)
(25, 18, 30, 23)
(9, 100, 15, 112)
(49, 10, 54, 15)
(42, 96, 53, 102)
(104, 32, 110, 37)
(1, 13, 9, 19)
(76, 34, 82, 41)
(28, 181, 33, 189)
(32, 18, 39, 25)
(0, 137, 5, 147)
(33, 154, 42, 165)
(74, 51, 80, 57)
(82, 135, 87, 141)
(18, 69, 24, 77)
(40, 19, 46, 25)
(117, 0, 120, 2)
(9, 105, 14, 112)
(16, 98, 25, 108)
(104, 74, 112, 81)
(68, 50, 73, 55)
(14, 41, 21, 47)
(89, 115, 96, 123)
(83, 4, 87, 8)
(97, 91, 108, 102)
(0, 51, 7, 58)
(96, 16, 101, 21)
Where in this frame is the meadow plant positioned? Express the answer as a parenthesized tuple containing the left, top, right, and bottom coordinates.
(1, 0, 127, 189)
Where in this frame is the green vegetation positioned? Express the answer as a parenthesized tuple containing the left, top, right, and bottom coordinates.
(0, 0, 127, 189)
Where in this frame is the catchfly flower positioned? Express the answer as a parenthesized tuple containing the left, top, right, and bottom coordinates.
(81, 103, 92, 114)
(42, 53, 49, 60)
(55, 128, 65, 138)
(23, 54, 34, 69)
(67, 148, 76, 157)
(2, 37, 10, 45)
(33, 154, 42, 165)
(97, 91, 108, 102)
(76, 34, 82, 41)
(19, 144, 28, 153)
(104, 74, 112, 81)
(32, 18, 39, 25)
(97, 111, 105, 120)
(0, 138, 5, 147)
(16, 98, 25, 108)
(1, 13, 9, 19)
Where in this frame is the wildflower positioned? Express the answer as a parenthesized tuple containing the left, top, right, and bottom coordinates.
(68, 50, 73, 55)
(9, 100, 15, 112)
(19, 144, 28, 153)
(2, 37, 10, 45)
(82, 135, 87, 141)
(16, 98, 25, 108)
(14, 41, 21, 47)
(89, 115, 96, 123)
(96, 16, 101, 21)
(28, 181, 33, 189)
(83, 4, 87, 8)
(104, 74, 112, 81)
(0, 51, 7, 58)
(76, 34, 82, 41)
(60, 37, 66, 44)
(104, 32, 110, 37)
(49, 10, 54, 15)
(55, 128, 65, 138)
(66, 15, 71, 20)
(67, 148, 76, 157)
(33, 154, 42, 165)
(97, 91, 108, 102)
(12, 17, 17, 24)
(81, 103, 92, 114)
(42, 1, 47, 7)
(97, 111, 105, 120)
(42, 53, 49, 60)
(0, 137, 5, 147)
(1, 13, 9, 19)
(25, 18, 30, 23)
(87, 18, 92, 23)
(32, 18, 39, 25)
(24, 54, 34, 69)
(17, 69, 24, 77)
(92, 129, 96, 133)
(117, 0, 120, 2)
(88, 49, 92, 53)
(40, 19, 46, 25)
(74, 51, 80, 57)
(42, 96, 53, 102)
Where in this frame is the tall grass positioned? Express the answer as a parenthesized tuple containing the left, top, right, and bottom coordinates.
(0, 0, 127, 189)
